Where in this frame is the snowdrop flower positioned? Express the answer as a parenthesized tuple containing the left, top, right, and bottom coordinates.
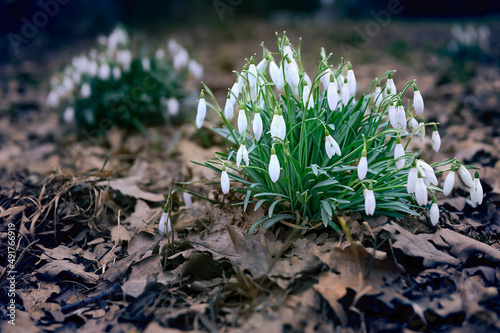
(327, 78, 340, 111)
(46, 90, 60, 107)
(341, 76, 350, 106)
(430, 197, 439, 226)
(112, 66, 121, 80)
(98, 63, 111, 80)
(257, 55, 269, 75)
(81, 83, 91, 98)
(372, 81, 383, 108)
(417, 119, 425, 142)
(196, 91, 206, 129)
(432, 125, 441, 152)
(188, 60, 203, 80)
(347, 62, 356, 96)
(363, 185, 376, 216)
(385, 74, 396, 97)
(416, 160, 438, 186)
(269, 61, 284, 91)
(107, 26, 129, 55)
(470, 171, 483, 206)
(62, 76, 74, 93)
(237, 106, 248, 134)
(87, 60, 98, 76)
(408, 117, 418, 132)
(303, 72, 313, 88)
(394, 136, 405, 169)
(236, 140, 249, 167)
(358, 148, 368, 180)
(230, 81, 240, 101)
(269, 147, 280, 183)
(443, 167, 456, 196)
(155, 48, 165, 60)
(247, 58, 258, 100)
(388, 102, 397, 128)
(415, 173, 428, 206)
(458, 164, 474, 187)
(325, 130, 341, 158)
(173, 48, 189, 71)
(413, 84, 424, 115)
(284, 57, 300, 90)
(320, 68, 333, 91)
(253, 109, 263, 142)
(183, 192, 192, 208)
(396, 100, 407, 131)
(167, 97, 180, 116)
(116, 50, 132, 71)
(63, 107, 74, 123)
(302, 85, 314, 110)
(224, 92, 235, 120)
(270, 108, 286, 141)
(221, 166, 230, 194)
(167, 39, 180, 54)
(407, 164, 419, 194)
(159, 211, 172, 236)
(141, 58, 151, 72)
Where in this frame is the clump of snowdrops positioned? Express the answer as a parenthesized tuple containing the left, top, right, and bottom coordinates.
(194, 33, 482, 233)
(47, 25, 203, 133)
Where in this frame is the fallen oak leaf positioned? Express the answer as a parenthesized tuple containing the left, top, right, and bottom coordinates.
(37, 260, 98, 284)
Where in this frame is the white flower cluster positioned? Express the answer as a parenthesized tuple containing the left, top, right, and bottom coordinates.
(46, 25, 203, 122)
(196, 35, 483, 228)
(449, 24, 490, 53)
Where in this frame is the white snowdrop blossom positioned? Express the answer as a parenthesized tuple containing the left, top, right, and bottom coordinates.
(320, 68, 333, 91)
(443, 170, 455, 196)
(396, 101, 407, 131)
(173, 48, 189, 71)
(459, 165, 474, 187)
(63, 107, 75, 123)
(270, 110, 286, 141)
(188, 59, 203, 80)
(347, 63, 356, 96)
(253, 110, 263, 142)
(385, 74, 396, 96)
(196, 91, 206, 129)
(257, 57, 269, 75)
(167, 97, 180, 116)
(230, 81, 240, 101)
(394, 137, 405, 169)
(269, 148, 280, 183)
(46, 90, 60, 107)
(221, 166, 230, 194)
(470, 172, 483, 205)
(372, 83, 382, 107)
(325, 131, 341, 158)
(358, 149, 368, 180)
(81, 83, 91, 98)
(303, 73, 313, 88)
(159, 212, 172, 235)
(183, 192, 192, 208)
(388, 103, 397, 128)
(407, 166, 418, 194)
(248, 61, 258, 100)
(141, 58, 150, 72)
(413, 84, 424, 115)
(417, 119, 425, 142)
(269, 61, 284, 90)
(341, 77, 350, 106)
(284, 58, 300, 89)
(432, 126, 441, 152)
(112, 66, 121, 80)
(116, 50, 132, 71)
(416, 160, 438, 186)
(302, 85, 314, 110)
(327, 81, 339, 111)
(237, 108, 248, 134)
(155, 48, 165, 60)
(236, 141, 249, 167)
(98, 63, 110, 80)
(363, 187, 376, 216)
(430, 198, 439, 226)
(408, 117, 418, 132)
(224, 92, 235, 120)
(415, 175, 428, 206)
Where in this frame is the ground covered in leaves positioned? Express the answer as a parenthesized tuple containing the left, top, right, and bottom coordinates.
(1, 19, 500, 333)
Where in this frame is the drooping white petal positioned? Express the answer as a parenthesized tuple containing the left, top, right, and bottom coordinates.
(159, 212, 172, 235)
(443, 171, 455, 196)
(221, 170, 230, 194)
(248, 63, 258, 100)
(253, 112, 263, 142)
(237, 109, 248, 134)
(320, 68, 332, 91)
(414, 89, 424, 115)
(183, 192, 192, 208)
(224, 96, 235, 120)
(347, 68, 356, 96)
(417, 160, 438, 186)
(458, 165, 474, 187)
(325, 135, 341, 158)
(188, 59, 204, 80)
(284, 60, 300, 89)
(373, 86, 382, 108)
(358, 156, 368, 180)
(408, 117, 418, 132)
(388, 104, 397, 128)
(470, 177, 483, 205)
(417, 121, 425, 142)
(327, 82, 339, 111)
(167, 97, 180, 116)
(81, 83, 91, 98)
(302, 85, 314, 110)
(269, 154, 280, 183)
(341, 83, 350, 106)
(269, 61, 284, 90)
(407, 167, 418, 193)
(415, 177, 428, 206)
(363, 189, 376, 216)
(270, 114, 286, 141)
(394, 143, 405, 169)
(196, 96, 206, 129)
(256, 58, 268, 75)
(236, 144, 249, 167)
(303, 73, 312, 88)
(396, 105, 407, 131)
(432, 130, 441, 152)
(430, 202, 439, 226)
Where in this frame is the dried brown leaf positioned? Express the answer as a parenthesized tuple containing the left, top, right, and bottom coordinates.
(37, 260, 98, 284)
